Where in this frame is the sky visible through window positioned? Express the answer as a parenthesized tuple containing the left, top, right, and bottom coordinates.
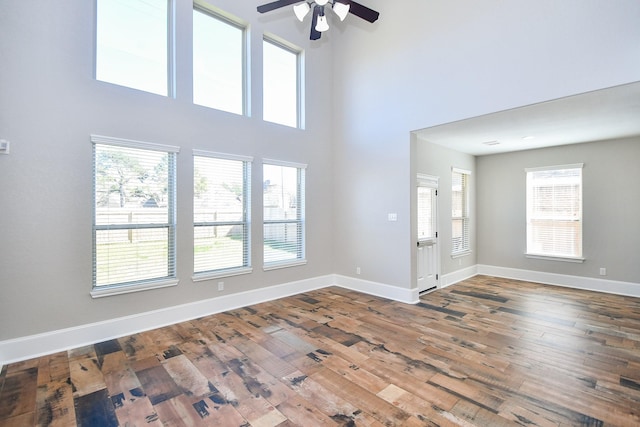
(263, 40, 298, 128)
(193, 9, 244, 114)
(96, 0, 168, 96)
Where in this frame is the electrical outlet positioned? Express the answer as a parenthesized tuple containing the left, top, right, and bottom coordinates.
(599, 268, 606, 276)
(356, 267, 361, 275)
(218, 281, 224, 291)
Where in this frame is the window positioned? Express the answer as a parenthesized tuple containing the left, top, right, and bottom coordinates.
(193, 151, 252, 278)
(91, 135, 178, 297)
(193, 6, 246, 114)
(95, 0, 171, 96)
(526, 164, 583, 261)
(451, 168, 470, 255)
(263, 161, 306, 268)
(263, 37, 302, 128)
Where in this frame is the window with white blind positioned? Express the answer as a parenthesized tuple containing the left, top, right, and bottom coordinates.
(96, 0, 171, 96)
(263, 161, 306, 269)
(263, 37, 302, 128)
(526, 164, 583, 261)
(193, 151, 252, 278)
(91, 135, 178, 297)
(193, 5, 246, 115)
(451, 168, 471, 256)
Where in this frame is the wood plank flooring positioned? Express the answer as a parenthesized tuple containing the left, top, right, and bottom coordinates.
(1, 275, 640, 426)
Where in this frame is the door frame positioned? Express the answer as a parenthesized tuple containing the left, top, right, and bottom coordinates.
(416, 173, 440, 292)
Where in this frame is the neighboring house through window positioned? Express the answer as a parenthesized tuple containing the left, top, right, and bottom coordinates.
(91, 135, 179, 297)
(526, 164, 583, 261)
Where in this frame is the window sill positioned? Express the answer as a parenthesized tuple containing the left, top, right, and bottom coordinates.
(451, 250, 472, 259)
(525, 253, 585, 263)
(263, 259, 307, 271)
(192, 267, 253, 282)
(91, 278, 179, 299)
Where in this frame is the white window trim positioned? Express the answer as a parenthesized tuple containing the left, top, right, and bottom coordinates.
(525, 163, 584, 262)
(262, 159, 306, 270)
(263, 34, 305, 129)
(451, 167, 471, 257)
(91, 135, 180, 298)
(193, 150, 252, 278)
(192, 3, 249, 115)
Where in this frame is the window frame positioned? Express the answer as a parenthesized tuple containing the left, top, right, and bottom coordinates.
(192, 150, 253, 280)
(525, 163, 584, 263)
(90, 135, 179, 298)
(262, 35, 305, 129)
(262, 159, 307, 270)
(192, 3, 248, 115)
(95, 0, 175, 97)
(451, 167, 471, 257)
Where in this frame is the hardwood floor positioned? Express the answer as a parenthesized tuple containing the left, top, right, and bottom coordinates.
(1, 275, 640, 426)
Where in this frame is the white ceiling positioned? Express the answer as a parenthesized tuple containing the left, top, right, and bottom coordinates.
(414, 81, 640, 156)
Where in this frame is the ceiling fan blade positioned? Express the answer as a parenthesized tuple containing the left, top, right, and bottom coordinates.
(310, 5, 322, 40)
(257, 0, 300, 14)
(342, 0, 379, 23)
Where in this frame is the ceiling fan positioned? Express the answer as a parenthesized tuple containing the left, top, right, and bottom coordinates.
(257, 0, 379, 40)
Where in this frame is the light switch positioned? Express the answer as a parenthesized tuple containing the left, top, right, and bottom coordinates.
(388, 213, 397, 222)
(0, 139, 9, 155)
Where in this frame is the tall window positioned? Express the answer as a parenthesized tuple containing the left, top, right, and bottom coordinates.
(263, 161, 306, 268)
(263, 38, 302, 128)
(451, 168, 470, 255)
(96, 0, 171, 96)
(193, 6, 246, 114)
(193, 152, 252, 277)
(526, 164, 583, 260)
(92, 136, 178, 296)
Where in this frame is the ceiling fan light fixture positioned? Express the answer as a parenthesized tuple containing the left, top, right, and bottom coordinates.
(293, 3, 310, 21)
(315, 14, 329, 32)
(316, 0, 329, 5)
(332, 2, 350, 21)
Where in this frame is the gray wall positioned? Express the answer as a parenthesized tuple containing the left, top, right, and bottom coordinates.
(0, 0, 335, 340)
(477, 137, 640, 284)
(414, 139, 477, 278)
(331, 0, 640, 290)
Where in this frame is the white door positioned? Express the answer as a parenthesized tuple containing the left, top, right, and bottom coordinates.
(417, 174, 439, 293)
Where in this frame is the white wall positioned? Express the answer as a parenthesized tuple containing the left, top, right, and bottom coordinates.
(0, 0, 335, 340)
(332, 0, 640, 289)
(477, 137, 640, 284)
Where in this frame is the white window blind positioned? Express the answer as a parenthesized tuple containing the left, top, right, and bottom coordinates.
(526, 164, 583, 260)
(193, 151, 252, 277)
(193, 6, 246, 114)
(451, 168, 470, 255)
(92, 136, 178, 290)
(263, 161, 306, 268)
(96, 0, 170, 96)
(263, 37, 302, 128)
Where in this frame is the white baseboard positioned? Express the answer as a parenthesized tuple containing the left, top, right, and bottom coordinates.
(477, 264, 640, 298)
(0, 275, 334, 366)
(334, 274, 420, 304)
(440, 265, 478, 289)
(0, 274, 418, 366)
(4, 267, 636, 366)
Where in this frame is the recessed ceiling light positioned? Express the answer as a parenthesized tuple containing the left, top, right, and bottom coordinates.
(482, 140, 500, 146)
